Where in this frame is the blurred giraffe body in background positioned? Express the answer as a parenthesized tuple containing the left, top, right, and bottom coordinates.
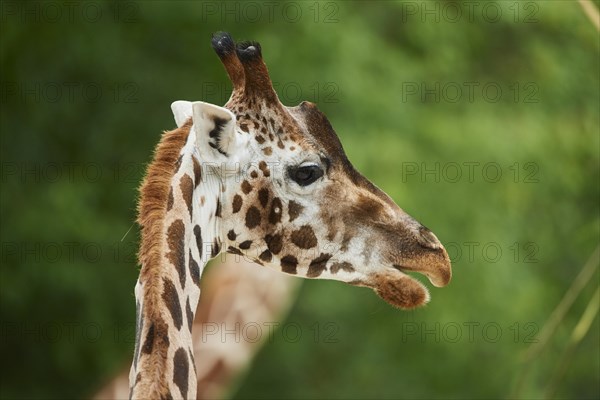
(95, 257, 298, 399)
(129, 32, 451, 398)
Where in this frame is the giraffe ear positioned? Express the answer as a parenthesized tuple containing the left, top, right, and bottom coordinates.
(192, 101, 248, 163)
(171, 100, 193, 127)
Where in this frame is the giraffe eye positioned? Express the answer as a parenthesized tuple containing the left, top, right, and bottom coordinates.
(289, 164, 324, 186)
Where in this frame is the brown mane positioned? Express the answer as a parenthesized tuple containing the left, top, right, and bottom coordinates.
(138, 118, 192, 283)
(134, 119, 192, 395)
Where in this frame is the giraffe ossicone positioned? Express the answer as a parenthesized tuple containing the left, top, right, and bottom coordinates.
(130, 32, 452, 399)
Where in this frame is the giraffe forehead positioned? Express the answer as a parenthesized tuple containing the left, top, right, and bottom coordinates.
(229, 100, 314, 153)
(225, 96, 382, 219)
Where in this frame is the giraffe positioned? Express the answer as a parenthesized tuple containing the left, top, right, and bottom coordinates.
(129, 32, 452, 399)
(95, 256, 297, 399)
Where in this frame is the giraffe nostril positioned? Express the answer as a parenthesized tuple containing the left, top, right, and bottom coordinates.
(417, 226, 443, 250)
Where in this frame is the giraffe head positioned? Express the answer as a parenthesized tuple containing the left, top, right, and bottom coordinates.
(179, 32, 451, 309)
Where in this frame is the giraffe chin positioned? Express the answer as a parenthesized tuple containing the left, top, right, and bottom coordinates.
(367, 271, 431, 309)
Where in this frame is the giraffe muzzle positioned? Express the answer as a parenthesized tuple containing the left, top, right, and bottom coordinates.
(363, 244, 450, 310)
(351, 236, 451, 310)
(384, 219, 452, 287)
(393, 244, 452, 288)
(357, 220, 452, 309)
(398, 225, 452, 288)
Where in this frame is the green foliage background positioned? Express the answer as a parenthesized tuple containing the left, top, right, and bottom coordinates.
(1, 1, 598, 399)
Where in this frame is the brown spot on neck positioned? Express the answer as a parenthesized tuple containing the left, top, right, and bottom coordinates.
(193, 225, 202, 258)
(241, 180, 253, 194)
(161, 278, 183, 331)
(192, 156, 202, 187)
(265, 233, 283, 254)
(269, 198, 283, 224)
(258, 188, 269, 208)
(172, 347, 189, 397)
(259, 161, 270, 177)
(245, 206, 261, 229)
(179, 174, 194, 220)
(211, 239, 221, 258)
(185, 297, 193, 333)
(227, 246, 244, 256)
(288, 200, 304, 222)
(227, 229, 237, 241)
(239, 240, 253, 250)
(281, 255, 298, 274)
(291, 225, 318, 249)
(262, 146, 273, 156)
(259, 249, 273, 262)
(232, 194, 243, 213)
(166, 219, 186, 289)
(188, 250, 200, 287)
(307, 253, 331, 278)
(330, 262, 355, 274)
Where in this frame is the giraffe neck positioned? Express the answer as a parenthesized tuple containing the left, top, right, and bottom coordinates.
(129, 122, 223, 399)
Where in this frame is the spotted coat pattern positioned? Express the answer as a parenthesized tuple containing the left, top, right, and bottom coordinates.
(129, 32, 452, 399)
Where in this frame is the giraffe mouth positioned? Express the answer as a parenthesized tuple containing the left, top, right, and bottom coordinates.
(393, 262, 450, 288)
(393, 264, 424, 280)
(363, 269, 431, 310)
(356, 248, 451, 310)
(351, 245, 452, 310)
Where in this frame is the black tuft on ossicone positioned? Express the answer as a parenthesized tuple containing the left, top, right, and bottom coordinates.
(211, 31, 236, 57)
(236, 41, 262, 61)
